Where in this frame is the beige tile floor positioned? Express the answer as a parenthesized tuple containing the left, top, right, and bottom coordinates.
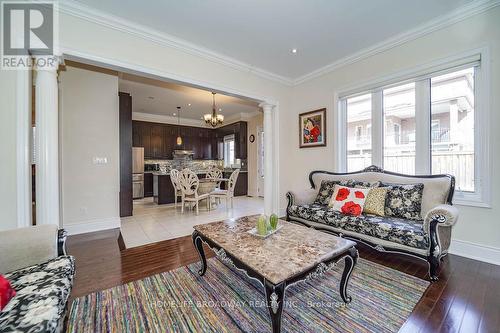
(120, 196, 264, 248)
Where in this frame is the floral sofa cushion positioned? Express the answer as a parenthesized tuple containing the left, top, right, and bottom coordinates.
(0, 255, 75, 333)
(378, 182, 424, 220)
(288, 205, 429, 250)
(313, 180, 372, 205)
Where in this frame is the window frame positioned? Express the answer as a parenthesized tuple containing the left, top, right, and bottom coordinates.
(223, 134, 235, 168)
(336, 49, 490, 207)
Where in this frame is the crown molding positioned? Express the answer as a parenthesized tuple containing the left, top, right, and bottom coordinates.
(132, 111, 259, 128)
(58, 0, 294, 86)
(59, 0, 499, 87)
(132, 112, 208, 128)
(292, 0, 500, 85)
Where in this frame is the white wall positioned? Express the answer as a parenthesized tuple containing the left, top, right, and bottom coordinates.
(0, 71, 19, 231)
(247, 113, 264, 197)
(285, 8, 500, 259)
(59, 66, 120, 234)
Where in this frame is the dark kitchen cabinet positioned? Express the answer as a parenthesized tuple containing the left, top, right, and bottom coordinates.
(144, 172, 153, 197)
(237, 122, 247, 159)
(221, 171, 248, 196)
(150, 124, 163, 158)
(154, 174, 175, 204)
(215, 121, 248, 159)
(133, 121, 152, 158)
(234, 172, 248, 196)
(163, 125, 176, 159)
(119, 92, 133, 217)
(132, 120, 247, 161)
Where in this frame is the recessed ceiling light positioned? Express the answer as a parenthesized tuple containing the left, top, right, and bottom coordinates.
(291, 48, 297, 54)
(173, 113, 176, 116)
(188, 103, 191, 106)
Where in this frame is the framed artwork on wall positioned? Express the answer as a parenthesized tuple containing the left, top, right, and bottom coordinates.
(299, 108, 326, 148)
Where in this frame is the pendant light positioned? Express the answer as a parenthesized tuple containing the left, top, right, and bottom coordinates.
(203, 92, 224, 127)
(176, 106, 182, 146)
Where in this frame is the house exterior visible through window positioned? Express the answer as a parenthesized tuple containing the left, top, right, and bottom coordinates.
(339, 52, 489, 206)
(431, 68, 475, 192)
(346, 93, 372, 172)
(223, 134, 235, 168)
(383, 82, 416, 175)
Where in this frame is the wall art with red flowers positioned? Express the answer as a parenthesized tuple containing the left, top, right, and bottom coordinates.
(329, 185, 370, 216)
(299, 108, 326, 148)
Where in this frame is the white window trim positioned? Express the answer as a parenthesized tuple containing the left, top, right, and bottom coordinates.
(453, 56, 491, 208)
(336, 47, 491, 208)
(372, 90, 383, 167)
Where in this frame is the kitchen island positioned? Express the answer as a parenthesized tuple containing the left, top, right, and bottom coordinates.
(153, 173, 177, 204)
(153, 170, 248, 205)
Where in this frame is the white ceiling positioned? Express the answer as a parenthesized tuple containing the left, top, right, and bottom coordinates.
(71, 0, 476, 80)
(118, 74, 260, 120)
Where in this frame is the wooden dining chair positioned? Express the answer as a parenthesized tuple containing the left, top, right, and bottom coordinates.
(178, 169, 210, 215)
(210, 169, 240, 209)
(169, 169, 182, 208)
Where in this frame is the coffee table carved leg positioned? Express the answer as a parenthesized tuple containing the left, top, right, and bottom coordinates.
(339, 247, 358, 304)
(264, 281, 286, 333)
(192, 231, 207, 276)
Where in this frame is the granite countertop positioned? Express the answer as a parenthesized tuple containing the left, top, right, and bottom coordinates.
(152, 171, 210, 176)
(152, 169, 247, 176)
(194, 215, 356, 284)
(223, 169, 248, 173)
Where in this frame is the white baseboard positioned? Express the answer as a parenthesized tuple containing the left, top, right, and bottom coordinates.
(449, 239, 500, 266)
(64, 217, 121, 235)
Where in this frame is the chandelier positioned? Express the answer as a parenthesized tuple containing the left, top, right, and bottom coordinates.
(204, 92, 224, 127)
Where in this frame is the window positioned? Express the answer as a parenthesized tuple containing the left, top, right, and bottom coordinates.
(339, 53, 488, 206)
(383, 83, 416, 175)
(431, 68, 475, 192)
(223, 134, 235, 167)
(347, 94, 372, 172)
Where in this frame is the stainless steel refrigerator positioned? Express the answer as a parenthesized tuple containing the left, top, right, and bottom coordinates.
(132, 147, 144, 199)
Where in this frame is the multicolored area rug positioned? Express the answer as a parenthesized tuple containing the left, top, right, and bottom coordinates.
(67, 258, 428, 332)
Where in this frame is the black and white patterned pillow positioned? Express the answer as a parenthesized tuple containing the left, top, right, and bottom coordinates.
(314, 179, 372, 205)
(378, 182, 424, 220)
(0, 256, 75, 333)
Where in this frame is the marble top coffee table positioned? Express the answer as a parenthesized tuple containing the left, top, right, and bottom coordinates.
(192, 215, 358, 333)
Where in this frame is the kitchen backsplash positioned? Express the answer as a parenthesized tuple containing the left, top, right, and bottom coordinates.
(145, 159, 243, 173)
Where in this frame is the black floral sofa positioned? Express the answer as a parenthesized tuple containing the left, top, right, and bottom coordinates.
(286, 166, 459, 281)
(0, 225, 74, 333)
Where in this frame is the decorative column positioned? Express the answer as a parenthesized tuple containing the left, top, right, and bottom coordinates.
(260, 102, 274, 216)
(35, 56, 60, 226)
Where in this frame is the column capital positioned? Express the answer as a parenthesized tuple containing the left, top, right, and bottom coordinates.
(33, 54, 62, 72)
(259, 102, 275, 112)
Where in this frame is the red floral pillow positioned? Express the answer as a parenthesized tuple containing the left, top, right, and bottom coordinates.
(329, 185, 370, 216)
(0, 274, 16, 310)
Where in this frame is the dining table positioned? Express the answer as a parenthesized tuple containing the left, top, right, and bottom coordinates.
(198, 178, 230, 208)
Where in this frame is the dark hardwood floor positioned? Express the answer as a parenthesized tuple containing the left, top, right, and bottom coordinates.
(67, 229, 500, 333)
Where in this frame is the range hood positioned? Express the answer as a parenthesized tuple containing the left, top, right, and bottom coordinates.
(173, 150, 194, 159)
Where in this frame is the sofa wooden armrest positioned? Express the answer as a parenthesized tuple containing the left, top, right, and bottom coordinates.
(424, 204, 459, 232)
